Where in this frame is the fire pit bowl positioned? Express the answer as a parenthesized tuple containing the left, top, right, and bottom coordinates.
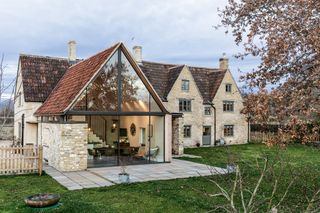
(24, 193, 60, 208)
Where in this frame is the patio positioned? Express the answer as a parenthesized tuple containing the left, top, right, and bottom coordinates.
(44, 159, 228, 190)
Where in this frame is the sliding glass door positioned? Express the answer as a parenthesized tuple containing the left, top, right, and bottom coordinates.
(85, 115, 164, 167)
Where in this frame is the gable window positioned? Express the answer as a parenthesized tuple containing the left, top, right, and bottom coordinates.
(224, 125, 234, 137)
(183, 125, 191, 138)
(204, 106, 211, 115)
(181, 80, 190, 91)
(179, 99, 191, 112)
(226, 84, 232, 93)
(223, 101, 234, 112)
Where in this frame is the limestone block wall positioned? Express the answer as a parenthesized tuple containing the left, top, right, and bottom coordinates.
(164, 66, 214, 147)
(172, 117, 184, 155)
(212, 70, 248, 144)
(163, 66, 248, 147)
(39, 122, 88, 171)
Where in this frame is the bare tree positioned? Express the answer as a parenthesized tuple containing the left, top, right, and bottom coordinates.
(0, 54, 15, 134)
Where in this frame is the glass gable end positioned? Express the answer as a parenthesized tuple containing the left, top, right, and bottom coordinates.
(70, 49, 162, 114)
(120, 51, 161, 112)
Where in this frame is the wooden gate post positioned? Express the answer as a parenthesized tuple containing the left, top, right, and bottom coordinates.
(38, 145, 43, 176)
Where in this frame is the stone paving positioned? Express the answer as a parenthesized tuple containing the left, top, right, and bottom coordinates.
(44, 159, 227, 190)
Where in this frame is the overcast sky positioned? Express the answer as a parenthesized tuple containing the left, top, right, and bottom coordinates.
(0, 0, 260, 99)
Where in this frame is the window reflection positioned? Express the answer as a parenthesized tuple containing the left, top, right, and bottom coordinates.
(71, 49, 161, 113)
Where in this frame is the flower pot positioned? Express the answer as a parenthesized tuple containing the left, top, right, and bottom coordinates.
(226, 164, 236, 173)
(118, 173, 130, 183)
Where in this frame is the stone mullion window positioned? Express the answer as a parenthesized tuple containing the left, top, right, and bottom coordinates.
(224, 125, 234, 137)
(223, 101, 234, 112)
(179, 99, 192, 112)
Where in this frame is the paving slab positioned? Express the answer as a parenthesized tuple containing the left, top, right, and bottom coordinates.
(44, 159, 227, 190)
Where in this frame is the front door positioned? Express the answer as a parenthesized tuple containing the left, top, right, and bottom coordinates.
(202, 126, 211, 145)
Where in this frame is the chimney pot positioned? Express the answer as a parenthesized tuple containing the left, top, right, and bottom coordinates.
(68, 40, 77, 61)
(133, 46, 142, 64)
(219, 53, 229, 70)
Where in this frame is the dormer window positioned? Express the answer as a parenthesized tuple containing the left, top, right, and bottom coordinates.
(226, 84, 232, 93)
(181, 80, 189, 91)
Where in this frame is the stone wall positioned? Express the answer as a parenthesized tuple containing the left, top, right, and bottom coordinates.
(212, 70, 248, 144)
(172, 117, 184, 155)
(163, 66, 248, 147)
(163, 66, 214, 147)
(40, 122, 88, 171)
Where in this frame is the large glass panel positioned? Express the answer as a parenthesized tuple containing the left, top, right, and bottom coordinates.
(71, 51, 119, 111)
(149, 116, 164, 162)
(86, 115, 165, 167)
(120, 51, 161, 112)
(87, 115, 119, 167)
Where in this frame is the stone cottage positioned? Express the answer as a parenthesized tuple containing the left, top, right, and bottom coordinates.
(14, 41, 247, 171)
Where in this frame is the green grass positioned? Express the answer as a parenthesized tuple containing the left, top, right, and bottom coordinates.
(1, 144, 320, 212)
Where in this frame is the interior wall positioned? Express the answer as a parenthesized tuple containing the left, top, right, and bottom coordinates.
(119, 116, 149, 147)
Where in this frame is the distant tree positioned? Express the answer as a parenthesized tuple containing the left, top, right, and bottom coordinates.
(0, 54, 14, 131)
(219, 0, 320, 143)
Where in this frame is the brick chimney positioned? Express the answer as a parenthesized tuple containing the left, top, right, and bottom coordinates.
(219, 53, 229, 70)
(133, 46, 142, 64)
(68, 40, 77, 61)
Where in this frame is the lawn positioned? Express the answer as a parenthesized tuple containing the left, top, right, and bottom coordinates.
(0, 143, 319, 212)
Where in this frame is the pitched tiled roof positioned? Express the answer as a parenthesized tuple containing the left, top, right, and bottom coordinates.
(35, 43, 119, 115)
(140, 61, 226, 103)
(19, 55, 72, 102)
(20, 43, 227, 115)
(139, 61, 177, 100)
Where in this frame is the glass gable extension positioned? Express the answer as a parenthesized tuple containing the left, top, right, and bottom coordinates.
(68, 49, 165, 167)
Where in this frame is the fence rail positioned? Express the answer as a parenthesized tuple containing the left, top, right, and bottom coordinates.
(0, 145, 43, 176)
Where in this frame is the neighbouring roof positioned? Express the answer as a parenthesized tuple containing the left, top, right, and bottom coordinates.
(35, 43, 120, 115)
(140, 61, 227, 103)
(19, 55, 72, 102)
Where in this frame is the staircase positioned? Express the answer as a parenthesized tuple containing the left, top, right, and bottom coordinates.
(88, 130, 104, 147)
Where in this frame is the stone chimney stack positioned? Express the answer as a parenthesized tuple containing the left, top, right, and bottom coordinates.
(133, 46, 142, 64)
(68, 40, 77, 61)
(219, 53, 229, 70)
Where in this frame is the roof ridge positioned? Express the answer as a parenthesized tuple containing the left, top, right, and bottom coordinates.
(19, 53, 70, 61)
(168, 64, 185, 70)
(142, 60, 179, 66)
(142, 60, 224, 71)
(188, 65, 224, 72)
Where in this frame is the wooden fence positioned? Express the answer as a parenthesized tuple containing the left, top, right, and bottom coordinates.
(0, 145, 43, 176)
(250, 131, 277, 142)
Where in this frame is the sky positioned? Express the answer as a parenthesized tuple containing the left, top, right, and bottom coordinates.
(0, 0, 260, 99)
